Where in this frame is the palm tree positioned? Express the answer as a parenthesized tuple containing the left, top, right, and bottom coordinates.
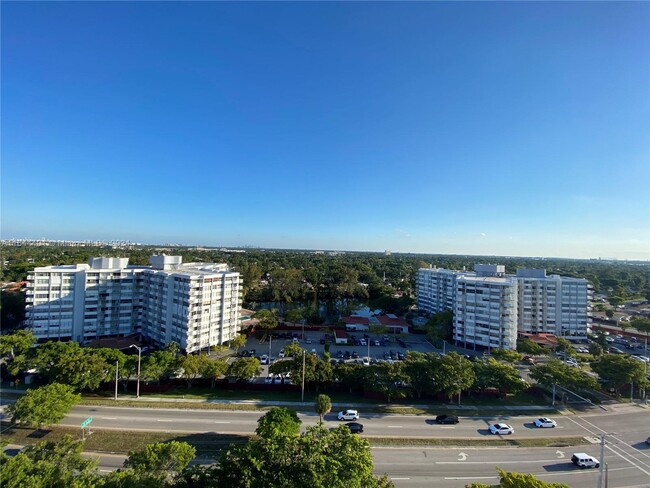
(314, 394, 332, 424)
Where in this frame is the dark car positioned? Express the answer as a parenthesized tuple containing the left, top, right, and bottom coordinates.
(346, 422, 364, 434)
(344, 351, 351, 359)
(435, 415, 459, 424)
(337, 351, 344, 358)
(352, 351, 359, 359)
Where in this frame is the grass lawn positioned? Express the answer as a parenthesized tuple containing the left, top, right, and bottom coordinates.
(1, 423, 587, 455)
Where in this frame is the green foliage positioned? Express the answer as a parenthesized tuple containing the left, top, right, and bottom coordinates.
(229, 334, 247, 352)
(141, 346, 180, 384)
(0, 435, 99, 488)
(179, 354, 207, 388)
(465, 468, 569, 488)
(124, 441, 195, 473)
(362, 362, 408, 402)
(590, 354, 648, 394)
(588, 342, 604, 357)
(255, 407, 301, 439)
(529, 360, 598, 392)
(402, 352, 435, 399)
(0, 290, 26, 329)
(212, 424, 391, 488)
(9, 383, 80, 429)
(0, 329, 34, 356)
(253, 309, 278, 329)
(227, 357, 262, 381)
(282, 341, 303, 358)
(516, 339, 546, 355)
(491, 349, 523, 363)
(472, 358, 528, 394)
(33, 342, 111, 391)
(424, 311, 453, 343)
(200, 358, 228, 388)
(631, 317, 650, 335)
(314, 394, 332, 423)
(605, 309, 614, 318)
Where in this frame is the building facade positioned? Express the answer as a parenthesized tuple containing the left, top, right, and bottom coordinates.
(417, 264, 591, 350)
(26, 255, 242, 353)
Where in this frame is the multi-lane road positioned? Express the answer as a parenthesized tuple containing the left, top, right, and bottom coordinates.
(60, 404, 650, 487)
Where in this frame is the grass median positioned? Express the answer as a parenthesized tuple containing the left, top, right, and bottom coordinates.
(2, 422, 587, 455)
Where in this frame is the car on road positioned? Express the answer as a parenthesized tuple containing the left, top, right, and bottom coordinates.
(534, 417, 557, 428)
(338, 409, 360, 421)
(489, 423, 514, 435)
(435, 415, 459, 424)
(646, 436, 650, 446)
(346, 422, 364, 434)
(571, 453, 600, 468)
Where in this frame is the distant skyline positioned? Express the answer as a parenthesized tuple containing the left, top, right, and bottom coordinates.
(2, 2, 648, 260)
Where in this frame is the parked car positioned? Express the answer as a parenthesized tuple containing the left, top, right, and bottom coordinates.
(260, 355, 269, 365)
(346, 422, 364, 434)
(435, 415, 459, 424)
(344, 351, 351, 359)
(571, 453, 600, 468)
(278, 349, 285, 358)
(489, 423, 514, 435)
(305, 338, 312, 344)
(374, 340, 381, 346)
(337, 351, 344, 358)
(397, 352, 405, 360)
(362, 357, 370, 366)
(352, 351, 359, 359)
(338, 409, 360, 421)
(265, 375, 273, 384)
(534, 417, 557, 428)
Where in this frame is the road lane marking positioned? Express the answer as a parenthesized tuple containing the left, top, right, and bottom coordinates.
(156, 419, 173, 422)
(390, 478, 411, 480)
(100, 417, 117, 420)
(437, 459, 564, 465)
(439, 426, 456, 429)
(214, 421, 231, 424)
(445, 476, 498, 480)
(386, 425, 403, 428)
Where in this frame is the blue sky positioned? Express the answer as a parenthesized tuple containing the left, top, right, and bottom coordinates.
(2, 2, 648, 259)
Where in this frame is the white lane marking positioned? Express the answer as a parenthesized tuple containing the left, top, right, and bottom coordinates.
(440, 426, 456, 429)
(437, 459, 564, 465)
(445, 476, 498, 480)
(390, 478, 411, 480)
(99, 469, 113, 473)
(214, 421, 231, 424)
(386, 425, 403, 428)
(458, 452, 468, 461)
(156, 419, 173, 422)
(101, 417, 117, 420)
(574, 416, 650, 462)
(566, 417, 650, 475)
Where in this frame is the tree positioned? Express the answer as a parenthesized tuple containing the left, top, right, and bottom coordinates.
(333, 362, 365, 394)
(273, 351, 333, 392)
(282, 341, 303, 358)
(141, 347, 180, 384)
(490, 349, 522, 364)
(472, 358, 528, 395)
(124, 441, 195, 474)
(229, 334, 247, 353)
(605, 309, 615, 318)
(555, 338, 575, 358)
(33, 342, 110, 391)
(402, 352, 435, 399)
(431, 352, 476, 402)
(255, 407, 301, 439)
(9, 383, 80, 430)
(211, 423, 392, 488)
(0, 329, 34, 357)
(516, 339, 546, 355)
(179, 354, 207, 389)
(425, 310, 453, 344)
(253, 309, 278, 330)
(284, 308, 304, 324)
(227, 357, 262, 382)
(465, 467, 569, 488)
(200, 358, 228, 389)
(529, 360, 598, 392)
(588, 342, 604, 357)
(362, 362, 408, 402)
(0, 435, 99, 488)
(314, 394, 332, 423)
(590, 354, 648, 395)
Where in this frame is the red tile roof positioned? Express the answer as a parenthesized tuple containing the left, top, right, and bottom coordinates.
(341, 316, 371, 325)
(375, 315, 409, 326)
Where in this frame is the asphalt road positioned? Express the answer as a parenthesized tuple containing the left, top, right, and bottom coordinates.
(59, 405, 650, 487)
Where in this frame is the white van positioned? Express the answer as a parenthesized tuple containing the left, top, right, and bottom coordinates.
(571, 453, 600, 468)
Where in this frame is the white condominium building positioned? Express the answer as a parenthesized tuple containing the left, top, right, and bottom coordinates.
(26, 255, 242, 353)
(417, 264, 591, 350)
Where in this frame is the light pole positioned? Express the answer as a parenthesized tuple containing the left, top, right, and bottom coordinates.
(130, 344, 142, 399)
(114, 361, 119, 401)
(597, 433, 618, 488)
(301, 350, 306, 402)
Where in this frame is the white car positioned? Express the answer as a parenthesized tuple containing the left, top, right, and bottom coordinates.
(489, 423, 514, 435)
(534, 417, 557, 428)
(265, 375, 273, 384)
(338, 409, 360, 421)
(260, 355, 269, 365)
(362, 357, 370, 366)
(278, 350, 285, 358)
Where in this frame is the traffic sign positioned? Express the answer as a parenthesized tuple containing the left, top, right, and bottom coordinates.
(81, 416, 93, 429)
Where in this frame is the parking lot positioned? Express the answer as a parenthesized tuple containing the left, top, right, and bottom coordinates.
(237, 329, 441, 380)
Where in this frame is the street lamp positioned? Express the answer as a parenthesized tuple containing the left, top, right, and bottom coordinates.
(301, 350, 306, 402)
(130, 344, 142, 399)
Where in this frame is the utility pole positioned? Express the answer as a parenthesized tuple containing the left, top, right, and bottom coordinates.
(114, 361, 118, 401)
(301, 350, 306, 402)
(597, 433, 618, 488)
(130, 344, 142, 399)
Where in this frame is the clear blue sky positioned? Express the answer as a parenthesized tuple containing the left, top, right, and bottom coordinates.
(2, 2, 648, 259)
